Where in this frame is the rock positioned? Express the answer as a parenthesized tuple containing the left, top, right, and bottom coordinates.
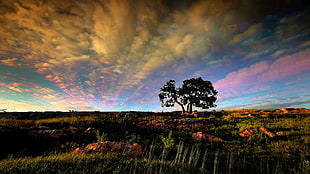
(136, 118, 211, 130)
(38, 126, 50, 130)
(67, 126, 78, 133)
(239, 128, 257, 138)
(72, 141, 144, 158)
(192, 132, 223, 142)
(259, 127, 276, 138)
(192, 132, 205, 141)
(239, 127, 277, 138)
(125, 112, 138, 118)
(83, 127, 96, 135)
(29, 129, 67, 137)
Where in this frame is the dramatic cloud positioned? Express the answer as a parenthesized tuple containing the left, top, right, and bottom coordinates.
(0, 0, 310, 111)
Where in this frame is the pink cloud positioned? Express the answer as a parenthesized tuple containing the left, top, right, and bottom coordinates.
(62, 89, 79, 96)
(214, 61, 270, 90)
(24, 89, 32, 92)
(215, 48, 310, 94)
(88, 94, 95, 98)
(0, 82, 24, 92)
(0, 82, 7, 87)
(32, 93, 40, 97)
(261, 50, 310, 82)
(4, 73, 17, 76)
(55, 83, 68, 89)
(45, 74, 63, 83)
(29, 82, 41, 89)
(10, 82, 23, 87)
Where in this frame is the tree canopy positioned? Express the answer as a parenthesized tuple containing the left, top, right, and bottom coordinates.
(159, 77, 218, 114)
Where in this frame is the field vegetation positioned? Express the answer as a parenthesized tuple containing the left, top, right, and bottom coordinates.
(0, 110, 309, 173)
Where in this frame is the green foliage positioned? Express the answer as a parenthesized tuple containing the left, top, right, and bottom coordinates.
(160, 130, 175, 149)
(96, 130, 108, 142)
(0, 118, 35, 129)
(125, 131, 141, 145)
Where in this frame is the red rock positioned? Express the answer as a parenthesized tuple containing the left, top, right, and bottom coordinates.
(259, 127, 276, 138)
(206, 134, 224, 142)
(72, 148, 86, 154)
(192, 132, 223, 142)
(239, 127, 276, 138)
(72, 141, 144, 158)
(239, 128, 256, 138)
(192, 132, 205, 141)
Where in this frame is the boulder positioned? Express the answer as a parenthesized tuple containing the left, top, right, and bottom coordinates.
(29, 129, 68, 138)
(83, 127, 96, 135)
(259, 127, 276, 138)
(239, 127, 277, 138)
(238, 128, 257, 138)
(72, 141, 144, 158)
(192, 132, 223, 142)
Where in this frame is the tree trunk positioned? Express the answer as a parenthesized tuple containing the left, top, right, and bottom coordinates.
(176, 101, 185, 114)
(186, 104, 190, 113)
(186, 103, 193, 113)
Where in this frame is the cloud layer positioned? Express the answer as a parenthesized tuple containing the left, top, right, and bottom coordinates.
(0, 0, 310, 111)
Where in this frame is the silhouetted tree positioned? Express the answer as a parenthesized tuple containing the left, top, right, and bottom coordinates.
(158, 80, 186, 114)
(159, 77, 218, 114)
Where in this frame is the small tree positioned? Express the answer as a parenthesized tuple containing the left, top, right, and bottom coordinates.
(158, 80, 186, 114)
(159, 77, 218, 114)
(180, 77, 218, 113)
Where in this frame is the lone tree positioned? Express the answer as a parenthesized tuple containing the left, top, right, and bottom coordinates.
(159, 77, 218, 114)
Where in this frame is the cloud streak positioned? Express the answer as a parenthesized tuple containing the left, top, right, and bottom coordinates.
(215, 48, 310, 92)
(0, 0, 310, 111)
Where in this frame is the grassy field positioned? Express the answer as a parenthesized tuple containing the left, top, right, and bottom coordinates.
(0, 111, 309, 173)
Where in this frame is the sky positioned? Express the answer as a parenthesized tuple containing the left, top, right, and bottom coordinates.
(0, 0, 310, 112)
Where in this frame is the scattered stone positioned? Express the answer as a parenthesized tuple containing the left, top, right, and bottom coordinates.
(259, 127, 277, 138)
(83, 127, 96, 135)
(67, 126, 78, 133)
(72, 141, 144, 158)
(29, 129, 68, 139)
(136, 118, 211, 130)
(239, 127, 277, 138)
(192, 132, 223, 142)
(38, 126, 50, 130)
(239, 128, 257, 138)
(28, 126, 79, 140)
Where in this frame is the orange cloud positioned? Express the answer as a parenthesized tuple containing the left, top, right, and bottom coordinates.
(8, 86, 23, 93)
(10, 82, 23, 87)
(0, 58, 24, 67)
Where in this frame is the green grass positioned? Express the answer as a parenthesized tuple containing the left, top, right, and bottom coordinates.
(0, 112, 309, 173)
(0, 153, 202, 174)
